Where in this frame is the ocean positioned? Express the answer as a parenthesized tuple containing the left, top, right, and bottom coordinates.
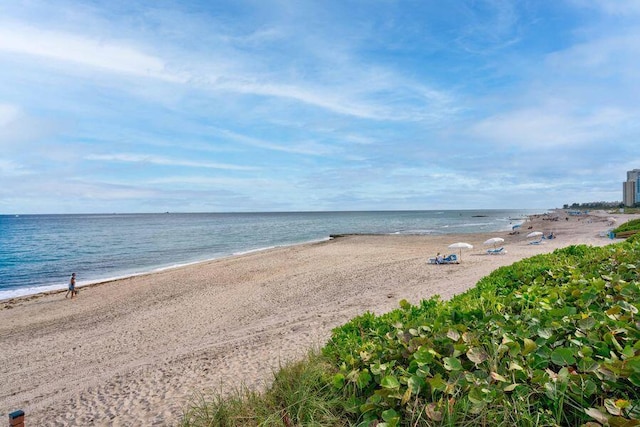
(0, 210, 541, 300)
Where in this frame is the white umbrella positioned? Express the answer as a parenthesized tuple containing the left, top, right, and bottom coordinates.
(527, 231, 543, 238)
(448, 242, 473, 261)
(483, 237, 505, 248)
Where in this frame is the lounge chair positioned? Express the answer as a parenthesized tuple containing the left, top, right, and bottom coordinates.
(428, 253, 458, 264)
(528, 239, 542, 245)
(443, 254, 458, 263)
(486, 247, 506, 255)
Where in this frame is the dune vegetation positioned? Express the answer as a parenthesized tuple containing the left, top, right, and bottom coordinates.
(181, 236, 640, 426)
(613, 219, 640, 238)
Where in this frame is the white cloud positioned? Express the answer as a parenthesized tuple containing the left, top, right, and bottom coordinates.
(0, 104, 20, 126)
(571, 0, 640, 16)
(0, 159, 31, 176)
(470, 106, 635, 149)
(216, 128, 333, 156)
(0, 22, 185, 83)
(145, 175, 284, 188)
(86, 153, 259, 171)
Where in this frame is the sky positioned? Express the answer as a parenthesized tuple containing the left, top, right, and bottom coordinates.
(1, 0, 639, 214)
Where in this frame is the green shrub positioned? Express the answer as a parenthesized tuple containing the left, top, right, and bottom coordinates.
(324, 240, 640, 426)
(613, 218, 640, 234)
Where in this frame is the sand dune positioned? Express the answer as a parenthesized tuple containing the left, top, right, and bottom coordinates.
(0, 210, 633, 426)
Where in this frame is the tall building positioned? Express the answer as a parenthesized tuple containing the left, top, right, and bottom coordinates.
(623, 169, 640, 207)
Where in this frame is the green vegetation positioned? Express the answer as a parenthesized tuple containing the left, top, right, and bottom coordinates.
(617, 208, 640, 215)
(182, 240, 640, 426)
(563, 202, 622, 210)
(613, 219, 640, 237)
(181, 353, 351, 426)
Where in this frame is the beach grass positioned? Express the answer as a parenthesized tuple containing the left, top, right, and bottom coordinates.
(181, 236, 640, 426)
(180, 351, 349, 426)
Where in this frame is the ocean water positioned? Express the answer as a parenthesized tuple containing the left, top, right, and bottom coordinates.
(0, 210, 540, 300)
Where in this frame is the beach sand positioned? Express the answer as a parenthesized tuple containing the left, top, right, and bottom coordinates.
(0, 210, 634, 426)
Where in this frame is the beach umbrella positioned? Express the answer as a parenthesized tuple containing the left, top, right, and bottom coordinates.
(448, 242, 473, 261)
(527, 231, 543, 238)
(483, 237, 504, 248)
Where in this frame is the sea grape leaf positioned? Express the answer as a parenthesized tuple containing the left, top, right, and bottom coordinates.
(381, 375, 400, 389)
(468, 386, 485, 404)
(628, 373, 640, 387)
(443, 357, 463, 371)
(467, 347, 488, 364)
(608, 417, 640, 427)
(619, 301, 638, 314)
(509, 361, 524, 371)
(414, 346, 434, 364)
(585, 407, 609, 424)
(538, 328, 553, 339)
(416, 366, 431, 378)
(523, 338, 538, 355)
(447, 329, 460, 341)
(577, 357, 599, 373)
(425, 403, 443, 421)
(401, 386, 412, 405)
(622, 345, 635, 359)
(606, 306, 622, 318)
(582, 379, 597, 397)
(408, 375, 425, 394)
(578, 317, 597, 330)
(549, 306, 577, 317)
(550, 348, 576, 366)
(504, 383, 519, 392)
(490, 372, 508, 382)
(580, 346, 594, 357)
(605, 399, 623, 416)
(627, 357, 640, 373)
(428, 374, 446, 391)
(382, 408, 399, 423)
(333, 373, 345, 389)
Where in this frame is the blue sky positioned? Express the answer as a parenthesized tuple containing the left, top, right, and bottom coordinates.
(1, 0, 639, 213)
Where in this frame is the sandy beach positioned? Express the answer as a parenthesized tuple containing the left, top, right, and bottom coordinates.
(0, 210, 634, 426)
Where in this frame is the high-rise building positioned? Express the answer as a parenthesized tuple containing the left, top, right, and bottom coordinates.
(623, 169, 640, 207)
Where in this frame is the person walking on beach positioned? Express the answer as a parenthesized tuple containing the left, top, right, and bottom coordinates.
(65, 273, 76, 299)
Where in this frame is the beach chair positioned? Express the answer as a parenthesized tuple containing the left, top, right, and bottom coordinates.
(486, 247, 506, 255)
(442, 254, 458, 264)
(528, 239, 542, 245)
(428, 254, 458, 264)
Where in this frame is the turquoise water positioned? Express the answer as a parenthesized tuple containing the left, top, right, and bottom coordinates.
(0, 210, 539, 299)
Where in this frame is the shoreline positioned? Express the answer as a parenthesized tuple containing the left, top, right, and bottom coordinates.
(0, 225, 529, 303)
(0, 210, 539, 302)
(0, 210, 635, 425)
(0, 236, 336, 303)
